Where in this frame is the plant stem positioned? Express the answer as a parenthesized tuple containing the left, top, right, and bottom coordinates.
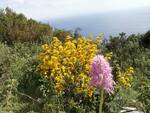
(99, 88, 104, 113)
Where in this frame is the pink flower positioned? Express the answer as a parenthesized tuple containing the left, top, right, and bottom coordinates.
(90, 55, 115, 94)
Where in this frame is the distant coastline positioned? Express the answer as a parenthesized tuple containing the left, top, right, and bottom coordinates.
(47, 7, 150, 38)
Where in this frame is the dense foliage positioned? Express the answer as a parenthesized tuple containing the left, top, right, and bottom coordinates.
(0, 8, 149, 113)
(0, 8, 73, 45)
(103, 33, 150, 113)
(0, 8, 53, 44)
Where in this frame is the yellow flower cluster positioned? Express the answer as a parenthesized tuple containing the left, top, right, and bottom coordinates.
(105, 52, 113, 60)
(117, 67, 134, 87)
(37, 36, 101, 96)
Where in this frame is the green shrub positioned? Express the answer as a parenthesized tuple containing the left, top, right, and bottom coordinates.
(104, 33, 150, 113)
(0, 8, 53, 44)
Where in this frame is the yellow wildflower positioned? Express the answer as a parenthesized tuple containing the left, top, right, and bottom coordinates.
(117, 67, 134, 88)
(105, 52, 113, 60)
(37, 36, 101, 96)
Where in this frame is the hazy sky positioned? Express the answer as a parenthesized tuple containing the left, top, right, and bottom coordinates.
(0, 0, 150, 20)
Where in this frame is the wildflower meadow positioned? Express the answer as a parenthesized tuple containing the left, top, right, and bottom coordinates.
(0, 8, 149, 113)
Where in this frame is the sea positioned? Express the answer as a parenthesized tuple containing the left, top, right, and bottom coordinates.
(48, 7, 150, 38)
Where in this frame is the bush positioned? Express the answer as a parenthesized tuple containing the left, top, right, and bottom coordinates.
(0, 8, 53, 44)
(104, 33, 150, 113)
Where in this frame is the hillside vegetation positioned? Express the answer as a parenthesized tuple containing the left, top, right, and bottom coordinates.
(0, 8, 149, 113)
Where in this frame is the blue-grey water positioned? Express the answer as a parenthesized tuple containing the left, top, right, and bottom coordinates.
(49, 7, 150, 38)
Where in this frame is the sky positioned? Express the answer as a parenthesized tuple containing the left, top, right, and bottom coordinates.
(0, 0, 150, 20)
